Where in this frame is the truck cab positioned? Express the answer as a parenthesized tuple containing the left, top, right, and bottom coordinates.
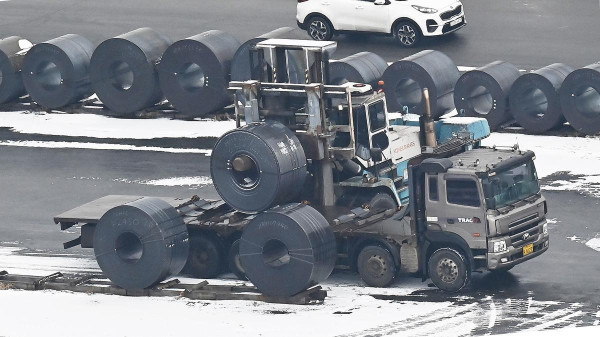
(408, 148, 549, 291)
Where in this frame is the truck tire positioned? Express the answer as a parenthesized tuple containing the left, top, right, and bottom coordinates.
(183, 231, 224, 279)
(307, 16, 334, 41)
(382, 50, 459, 117)
(454, 61, 521, 130)
(394, 21, 421, 48)
(239, 203, 337, 297)
(158, 30, 240, 117)
(0, 36, 30, 104)
(368, 193, 397, 211)
(211, 120, 307, 213)
(90, 28, 171, 115)
(357, 245, 397, 287)
(93, 197, 189, 290)
(428, 247, 470, 292)
(22, 34, 94, 108)
(227, 239, 247, 280)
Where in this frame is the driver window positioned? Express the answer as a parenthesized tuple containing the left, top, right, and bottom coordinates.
(446, 178, 481, 208)
(368, 101, 387, 132)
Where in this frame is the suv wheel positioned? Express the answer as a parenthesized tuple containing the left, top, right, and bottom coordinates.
(308, 16, 333, 41)
(394, 22, 421, 47)
(428, 247, 470, 292)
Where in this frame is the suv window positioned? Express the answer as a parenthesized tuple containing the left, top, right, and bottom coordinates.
(446, 179, 480, 207)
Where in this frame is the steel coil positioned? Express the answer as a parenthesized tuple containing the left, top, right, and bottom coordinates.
(559, 63, 600, 135)
(328, 51, 388, 87)
(158, 30, 240, 117)
(454, 60, 521, 130)
(382, 50, 459, 118)
(239, 203, 336, 297)
(22, 34, 94, 108)
(90, 28, 171, 115)
(93, 197, 189, 289)
(230, 27, 308, 81)
(211, 120, 307, 213)
(0, 36, 31, 104)
(509, 63, 573, 133)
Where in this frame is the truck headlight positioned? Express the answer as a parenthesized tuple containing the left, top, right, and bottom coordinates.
(543, 222, 548, 235)
(412, 5, 438, 13)
(492, 241, 507, 253)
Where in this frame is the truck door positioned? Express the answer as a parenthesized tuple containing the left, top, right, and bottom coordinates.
(425, 174, 487, 250)
(353, 0, 391, 33)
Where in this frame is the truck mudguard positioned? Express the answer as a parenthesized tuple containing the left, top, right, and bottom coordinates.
(420, 231, 475, 279)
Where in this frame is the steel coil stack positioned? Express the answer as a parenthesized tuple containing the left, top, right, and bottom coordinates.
(210, 120, 307, 213)
(21, 34, 94, 109)
(158, 30, 240, 118)
(230, 27, 308, 82)
(0, 36, 31, 104)
(90, 28, 171, 115)
(509, 63, 573, 133)
(454, 61, 521, 130)
(93, 197, 189, 290)
(239, 203, 337, 297)
(328, 51, 388, 87)
(559, 63, 600, 135)
(382, 50, 459, 118)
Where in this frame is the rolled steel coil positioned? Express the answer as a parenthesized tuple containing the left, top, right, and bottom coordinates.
(22, 34, 94, 108)
(90, 28, 171, 115)
(158, 30, 240, 117)
(210, 120, 307, 213)
(230, 27, 308, 82)
(454, 60, 521, 130)
(509, 63, 573, 133)
(239, 203, 336, 297)
(93, 197, 189, 290)
(328, 51, 388, 87)
(382, 50, 459, 118)
(559, 63, 600, 135)
(0, 36, 31, 104)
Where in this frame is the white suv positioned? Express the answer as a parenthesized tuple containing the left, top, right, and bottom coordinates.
(297, 0, 466, 47)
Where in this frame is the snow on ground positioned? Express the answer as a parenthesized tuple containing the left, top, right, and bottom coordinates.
(0, 110, 236, 139)
(483, 133, 600, 197)
(585, 238, 600, 253)
(0, 140, 212, 154)
(1, 244, 600, 337)
(115, 176, 213, 188)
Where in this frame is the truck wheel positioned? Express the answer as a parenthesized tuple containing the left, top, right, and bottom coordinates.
(368, 193, 397, 212)
(227, 239, 247, 280)
(183, 232, 224, 279)
(357, 245, 397, 287)
(428, 248, 470, 292)
(394, 22, 421, 47)
(308, 16, 333, 41)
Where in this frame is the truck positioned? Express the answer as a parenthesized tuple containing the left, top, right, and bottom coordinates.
(54, 39, 549, 296)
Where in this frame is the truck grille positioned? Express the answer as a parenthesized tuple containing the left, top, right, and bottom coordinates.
(440, 5, 462, 21)
(508, 214, 540, 248)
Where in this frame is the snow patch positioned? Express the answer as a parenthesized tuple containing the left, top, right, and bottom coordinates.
(0, 111, 236, 139)
(585, 238, 600, 252)
(144, 176, 213, 187)
(0, 140, 212, 154)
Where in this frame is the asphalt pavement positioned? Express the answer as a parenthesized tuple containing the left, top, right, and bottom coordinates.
(1, 0, 600, 69)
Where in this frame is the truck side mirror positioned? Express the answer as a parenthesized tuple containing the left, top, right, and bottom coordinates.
(370, 147, 383, 162)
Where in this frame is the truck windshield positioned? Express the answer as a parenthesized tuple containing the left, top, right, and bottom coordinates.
(483, 161, 540, 209)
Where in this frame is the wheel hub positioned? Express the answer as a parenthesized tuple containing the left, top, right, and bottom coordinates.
(397, 25, 416, 45)
(310, 21, 328, 41)
(437, 258, 459, 283)
(366, 255, 387, 278)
